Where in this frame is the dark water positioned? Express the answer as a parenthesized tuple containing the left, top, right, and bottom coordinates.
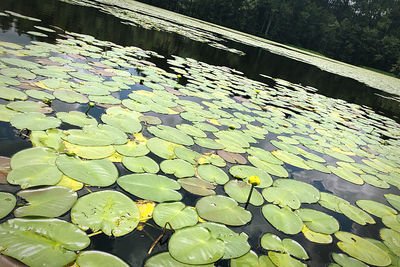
(0, 0, 400, 266)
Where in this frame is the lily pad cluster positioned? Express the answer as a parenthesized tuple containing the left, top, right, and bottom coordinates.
(0, 10, 399, 267)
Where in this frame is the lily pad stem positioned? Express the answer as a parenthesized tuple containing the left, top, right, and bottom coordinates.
(85, 102, 95, 116)
(148, 222, 175, 254)
(245, 183, 255, 209)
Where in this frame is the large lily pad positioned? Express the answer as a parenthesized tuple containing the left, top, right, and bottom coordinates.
(10, 147, 57, 169)
(178, 177, 216, 196)
(64, 142, 116, 160)
(7, 101, 52, 113)
(10, 112, 61, 131)
(248, 156, 289, 178)
(148, 125, 194, 146)
(71, 190, 140, 236)
(160, 159, 195, 178)
(152, 202, 198, 229)
(0, 218, 90, 267)
(122, 156, 159, 173)
(53, 89, 88, 103)
(271, 150, 311, 170)
(14, 186, 77, 217)
(262, 204, 303, 235)
(76, 251, 129, 267)
(335, 231, 391, 266)
(115, 140, 149, 157)
(169, 226, 225, 264)
(224, 180, 264, 206)
(261, 233, 308, 260)
(338, 202, 376, 225)
(146, 137, 181, 159)
(295, 208, 339, 234)
(145, 252, 214, 267)
(273, 179, 320, 204)
(7, 164, 63, 189)
(356, 199, 397, 218)
(262, 187, 300, 209)
(62, 124, 127, 146)
(117, 173, 182, 202)
(56, 111, 97, 127)
(56, 155, 118, 187)
(197, 164, 229, 185)
(0, 86, 27, 101)
(101, 113, 142, 133)
(196, 195, 252, 226)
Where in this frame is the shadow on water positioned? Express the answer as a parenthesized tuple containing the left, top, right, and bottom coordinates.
(1, 0, 399, 122)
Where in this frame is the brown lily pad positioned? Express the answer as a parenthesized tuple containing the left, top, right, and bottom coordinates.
(139, 115, 162, 125)
(217, 150, 247, 164)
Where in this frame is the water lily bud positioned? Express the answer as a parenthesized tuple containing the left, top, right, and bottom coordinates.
(248, 176, 260, 186)
(89, 102, 95, 107)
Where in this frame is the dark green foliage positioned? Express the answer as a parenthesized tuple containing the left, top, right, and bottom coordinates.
(138, 0, 400, 77)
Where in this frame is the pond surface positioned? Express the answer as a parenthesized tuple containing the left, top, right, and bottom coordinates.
(0, 0, 400, 266)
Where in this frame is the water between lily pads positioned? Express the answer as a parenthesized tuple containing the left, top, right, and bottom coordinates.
(0, 0, 399, 266)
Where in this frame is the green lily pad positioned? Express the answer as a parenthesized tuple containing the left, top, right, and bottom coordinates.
(56, 155, 118, 187)
(0, 192, 16, 219)
(338, 202, 376, 225)
(248, 156, 289, 177)
(70, 71, 104, 82)
(261, 204, 303, 235)
(268, 251, 306, 267)
(101, 113, 142, 133)
(199, 222, 250, 259)
(30, 129, 66, 152)
(385, 194, 400, 211)
(261, 233, 309, 260)
(0, 86, 27, 101)
(71, 190, 140, 236)
(382, 214, 400, 232)
(7, 164, 63, 189)
(122, 156, 159, 173)
(25, 89, 55, 100)
(117, 173, 182, 202)
(273, 179, 320, 204)
(169, 226, 225, 264)
(224, 180, 264, 206)
(0, 104, 18, 122)
(56, 111, 97, 127)
(356, 199, 397, 218)
(146, 137, 181, 159)
(1, 57, 40, 69)
(153, 202, 198, 229)
(77, 251, 129, 267)
(197, 164, 229, 185)
(332, 253, 368, 267)
(14, 186, 77, 217)
(262, 187, 300, 209)
(335, 231, 391, 266)
(10, 147, 58, 169)
(62, 124, 128, 146)
(7, 101, 52, 113)
(10, 112, 61, 131)
(381, 228, 400, 257)
(295, 208, 339, 234)
(231, 251, 274, 267)
(360, 174, 390, 189)
(160, 159, 195, 178)
(194, 137, 225, 149)
(0, 218, 90, 267)
(176, 123, 207, 138)
(174, 147, 201, 164)
(178, 177, 216, 196)
(65, 143, 116, 159)
(53, 89, 88, 103)
(0, 67, 36, 79)
(318, 192, 350, 213)
(145, 252, 214, 267)
(196, 195, 252, 226)
(148, 125, 194, 146)
(271, 150, 311, 170)
(327, 166, 364, 185)
(193, 122, 219, 132)
(229, 165, 272, 188)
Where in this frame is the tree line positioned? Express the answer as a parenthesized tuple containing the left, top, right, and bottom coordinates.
(137, 0, 400, 77)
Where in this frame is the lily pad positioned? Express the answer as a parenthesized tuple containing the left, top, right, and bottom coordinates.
(268, 251, 306, 267)
(76, 251, 129, 267)
(7, 100, 52, 113)
(262, 187, 300, 209)
(332, 253, 368, 267)
(194, 137, 225, 149)
(176, 123, 207, 138)
(224, 180, 264, 206)
(10, 147, 58, 169)
(115, 140, 149, 157)
(10, 112, 61, 131)
(356, 199, 397, 218)
(153, 202, 198, 229)
(230, 251, 274, 267)
(261, 233, 309, 260)
(53, 89, 88, 103)
(117, 173, 182, 202)
(0, 192, 16, 219)
(318, 192, 350, 213)
(335, 231, 391, 266)
(273, 179, 320, 204)
(7, 164, 63, 189)
(217, 150, 247, 164)
(168, 226, 225, 264)
(295, 208, 339, 234)
(327, 166, 364, 185)
(174, 147, 201, 164)
(301, 225, 332, 244)
(0, 86, 27, 101)
(262, 204, 303, 235)
(122, 156, 159, 173)
(62, 124, 127, 146)
(56, 111, 97, 127)
(385, 194, 400, 211)
(196, 195, 252, 226)
(101, 113, 142, 133)
(338, 202, 376, 225)
(248, 156, 289, 177)
(0, 218, 90, 267)
(160, 159, 195, 178)
(145, 252, 213, 267)
(56, 155, 118, 187)
(178, 177, 216, 196)
(381, 228, 400, 257)
(14, 186, 77, 218)
(271, 150, 311, 170)
(64, 142, 115, 159)
(148, 125, 194, 146)
(146, 137, 181, 159)
(197, 164, 229, 185)
(229, 165, 272, 188)
(71, 190, 140, 236)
